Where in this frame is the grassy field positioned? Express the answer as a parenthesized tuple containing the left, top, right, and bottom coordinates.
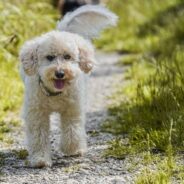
(0, 0, 57, 143)
(96, 0, 184, 183)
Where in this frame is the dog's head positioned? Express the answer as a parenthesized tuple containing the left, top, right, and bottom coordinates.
(20, 5, 118, 93)
(20, 31, 95, 92)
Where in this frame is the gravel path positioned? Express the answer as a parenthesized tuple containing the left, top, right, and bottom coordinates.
(0, 52, 133, 184)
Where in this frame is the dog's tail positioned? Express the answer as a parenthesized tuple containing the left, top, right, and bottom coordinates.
(57, 5, 118, 39)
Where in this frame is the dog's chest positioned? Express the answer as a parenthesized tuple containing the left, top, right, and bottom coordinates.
(47, 92, 80, 112)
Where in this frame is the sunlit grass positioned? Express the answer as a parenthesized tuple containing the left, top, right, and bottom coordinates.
(135, 153, 184, 184)
(104, 50, 184, 152)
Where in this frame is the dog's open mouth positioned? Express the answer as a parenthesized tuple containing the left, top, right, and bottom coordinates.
(53, 79, 65, 90)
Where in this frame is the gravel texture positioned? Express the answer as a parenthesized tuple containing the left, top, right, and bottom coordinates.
(0, 52, 134, 184)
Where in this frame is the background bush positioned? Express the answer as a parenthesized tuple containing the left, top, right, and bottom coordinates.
(97, 0, 184, 154)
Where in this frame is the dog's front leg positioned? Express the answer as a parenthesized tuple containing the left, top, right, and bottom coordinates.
(24, 108, 52, 168)
(60, 114, 87, 156)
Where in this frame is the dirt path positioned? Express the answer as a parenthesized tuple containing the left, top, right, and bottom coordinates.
(0, 52, 133, 184)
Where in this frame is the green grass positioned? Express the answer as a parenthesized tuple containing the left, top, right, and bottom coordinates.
(0, 0, 58, 142)
(136, 169, 171, 184)
(96, 0, 184, 53)
(135, 151, 184, 184)
(12, 149, 28, 160)
(98, 0, 184, 183)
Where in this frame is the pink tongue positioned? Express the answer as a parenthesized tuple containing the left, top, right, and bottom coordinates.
(54, 79, 65, 89)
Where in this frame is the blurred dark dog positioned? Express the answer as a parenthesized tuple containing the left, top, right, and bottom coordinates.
(58, 0, 100, 15)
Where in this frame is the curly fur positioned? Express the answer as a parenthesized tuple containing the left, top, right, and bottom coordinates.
(20, 31, 95, 167)
(57, 5, 118, 39)
(19, 5, 117, 168)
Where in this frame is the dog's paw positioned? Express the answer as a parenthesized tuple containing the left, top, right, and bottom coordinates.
(28, 156, 52, 168)
(76, 148, 87, 156)
(61, 147, 87, 157)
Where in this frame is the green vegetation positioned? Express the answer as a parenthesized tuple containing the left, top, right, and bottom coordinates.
(12, 149, 28, 160)
(97, 0, 184, 182)
(135, 151, 184, 184)
(0, 0, 57, 142)
(136, 169, 171, 184)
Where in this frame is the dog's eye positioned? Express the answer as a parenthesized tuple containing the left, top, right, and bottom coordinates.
(63, 54, 71, 60)
(46, 55, 56, 61)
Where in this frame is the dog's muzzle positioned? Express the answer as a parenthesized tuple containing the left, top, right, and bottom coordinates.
(39, 76, 62, 97)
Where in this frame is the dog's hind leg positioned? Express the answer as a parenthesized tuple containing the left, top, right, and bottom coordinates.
(60, 113, 87, 156)
(23, 108, 52, 168)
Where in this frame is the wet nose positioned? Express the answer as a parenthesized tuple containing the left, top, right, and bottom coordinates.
(55, 70, 65, 79)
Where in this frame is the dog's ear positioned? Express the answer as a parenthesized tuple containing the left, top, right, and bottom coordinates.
(75, 36, 96, 73)
(57, 5, 118, 39)
(19, 39, 39, 76)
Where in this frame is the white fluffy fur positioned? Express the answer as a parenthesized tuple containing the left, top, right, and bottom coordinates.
(19, 5, 117, 168)
(57, 5, 118, 39)
(20, 31, 94, 167)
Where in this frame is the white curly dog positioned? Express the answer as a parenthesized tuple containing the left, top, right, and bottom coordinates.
(19, 5, 117, 168)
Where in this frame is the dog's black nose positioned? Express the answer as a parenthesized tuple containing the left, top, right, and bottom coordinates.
(55, 71, 65, 79)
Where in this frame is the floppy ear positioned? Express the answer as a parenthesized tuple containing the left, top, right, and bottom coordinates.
(75, 36, 96, 73)
(57, 5, 118, 39)
(19, 39, 39, 76)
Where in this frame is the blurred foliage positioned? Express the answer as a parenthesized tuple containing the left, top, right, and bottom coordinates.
(96, 0, 184, 53)
(0, 0, 58, 142)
